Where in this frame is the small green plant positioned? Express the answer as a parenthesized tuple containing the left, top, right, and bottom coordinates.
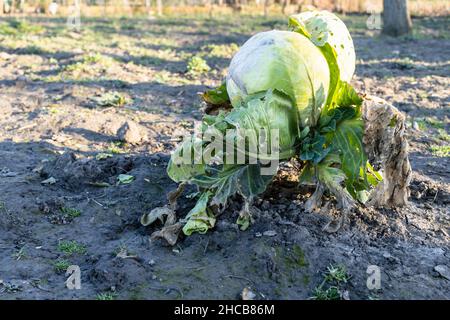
(108, 141, 125, 154)
(285, 244, 309, 268)
(368, 293, 381, 300)
(425, 118, 445, 129)
(430, 145, 450, 157)
(20, 45, 46, 55)
(94, 92, 128, 108)
(0, 20, 45, 36)
(187, 55, 210, 76)
(82, 52, 105, 64)
(437, 129, 450, 142)
(96, 292, 117, 300)
(394, 57, 416, 70)
(310, 263, 350, 300)
(414, 119, 428, 131)
(58, 240, 87, 255)
(60, 207, 81, 218)
(324, 264, 350, 284)
(12, 247, 26, 261)
(204, 43, 239, 58)
(413, 117, 445, 131)
(54, 259, 71, 273)
(311, 286, 341, 300)
(96, 153, 113, 160)
(64, 53, 114, 74)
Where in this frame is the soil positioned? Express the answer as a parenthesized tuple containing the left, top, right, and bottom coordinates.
(0, 15, 448, 300)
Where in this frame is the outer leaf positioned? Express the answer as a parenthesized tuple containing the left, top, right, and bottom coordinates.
(202, 82, 231, 106)
(366, 162, 382, 187)
(237, 164, 274, 199)
(332, 118, 365, 184)
(316, 155, 355, 209)
(299, 162, 316, 185)
(289, 11, 356, 82)
(192, 164, 273, 208)
(167, 137, 206, 183)
(183, 191, 216, 236)
(334, 81, 363, 108)
(290, 20, 341, 123)
(299, 132, 330, 164)
(319, 106, 357, 132)
(224, 89, 299, 160)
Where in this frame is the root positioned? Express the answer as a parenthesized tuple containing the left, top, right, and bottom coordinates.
(305, 183, 324, 213)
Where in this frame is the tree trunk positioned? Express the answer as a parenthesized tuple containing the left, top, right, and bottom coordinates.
(123, 0, 132, 17)
(207, 0, 213, 18)
(103, 0, 108, 16)
(297, 0, 304, 13)
(156, 0, 162, 16)
(282, 0, 290, 14)
(382, 0, 412, 36)
(264, 0, 269, 17)
(145, 0, 153, 18)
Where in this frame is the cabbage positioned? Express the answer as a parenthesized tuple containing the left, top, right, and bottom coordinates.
(289, 10, 356, 82)
(226, 30, 330, 127)
(162, 12, 380, 238)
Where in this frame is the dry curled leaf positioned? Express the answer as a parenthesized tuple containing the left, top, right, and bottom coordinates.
(41, 177, 57, 185)
(140, 206, 174, 227)
(150, 222, 183, 246)
(116, 247, 138, 260)
(167, 182, 185, 210)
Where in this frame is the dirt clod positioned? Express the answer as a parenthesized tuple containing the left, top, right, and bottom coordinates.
(117, 121, 148, 145)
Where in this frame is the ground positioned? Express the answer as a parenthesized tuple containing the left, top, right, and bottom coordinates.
(0, 14, 449, 300)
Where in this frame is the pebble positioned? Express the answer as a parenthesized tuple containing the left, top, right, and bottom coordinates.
(0, 52, 11, 60)
(434, 265, 450, 280)
(241, 287, 256, 300)
(116, 121, 148, 145)
(382, 252, 399, 263)
(263, 230, 277, 237)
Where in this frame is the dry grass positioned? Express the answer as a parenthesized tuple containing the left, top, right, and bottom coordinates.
(6, 1, 449, 18)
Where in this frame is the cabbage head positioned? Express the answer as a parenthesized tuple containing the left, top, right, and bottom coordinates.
(226, 30, 330, 128)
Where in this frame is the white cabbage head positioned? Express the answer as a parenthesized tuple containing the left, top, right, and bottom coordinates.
(226, 30, 330, 127)
(290, 10, 356, 82)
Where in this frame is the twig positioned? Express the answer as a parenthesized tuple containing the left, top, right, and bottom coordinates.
(89, 198, 105, 208)
(17, 124, 37, 132)
(185, 266, 206, 271)
(148, 286, 184, 298)
(203, 238, 210, 254)
(223, 274, 254, 284)
(432, 190, 438, 203)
